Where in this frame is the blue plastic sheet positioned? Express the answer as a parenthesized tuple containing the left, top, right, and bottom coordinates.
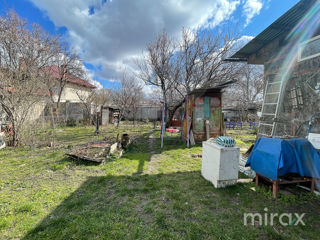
(245, 138, 320, 180)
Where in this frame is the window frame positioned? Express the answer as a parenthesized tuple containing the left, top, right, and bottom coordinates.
(298, 35, 320, 62)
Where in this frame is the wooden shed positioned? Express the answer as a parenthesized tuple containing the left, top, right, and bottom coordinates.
(100, 106, 120, 125)
(183, 87, 226, 143)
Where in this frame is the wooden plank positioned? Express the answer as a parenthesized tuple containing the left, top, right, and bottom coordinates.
(256, 173, 317, 198)
(182, 96, 193, 140)
(278, 179, 313, 184)
(65, 154, 104, 163)
(189, 130, 195, 146)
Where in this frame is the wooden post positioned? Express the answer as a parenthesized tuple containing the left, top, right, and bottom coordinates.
(95, 111, 100, 135)
(186, 95, 190, 148)
(272, 181, 278, 198)
(160, 93, 166, 149)
(180, 108, 184, 139)
(255, 174, 259, 186)
(311, 178, 315, 192)
(206, 120, 210, 140)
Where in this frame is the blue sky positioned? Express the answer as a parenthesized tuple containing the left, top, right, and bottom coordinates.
(0, 0, 300, 89)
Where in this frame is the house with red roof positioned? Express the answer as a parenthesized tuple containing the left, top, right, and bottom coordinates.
(0, 65, 97, 125)
(43, 65, 96, 104)
(38, 65, 97, 122)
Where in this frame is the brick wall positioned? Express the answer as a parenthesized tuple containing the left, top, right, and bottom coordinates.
(262, 37, 320, 137)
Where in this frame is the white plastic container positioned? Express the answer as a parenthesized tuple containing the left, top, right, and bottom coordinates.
(202, 140, 240, 188)
(308, 133, 320, 150)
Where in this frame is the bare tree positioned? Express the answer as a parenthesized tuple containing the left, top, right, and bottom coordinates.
(0, 11, 58, 146)
(177, 28, 238, 90)
(42, 44, 85, 124)
(76, 88, 112, 125)
(137, 31, 177, 97)
(136, 31, 181, 147)
(130, 87, 145, 125)
(112, 73, 143, 128)
(224, 64, 265, 121)
(93, 88, 112, 108)
(76, 90, 95, 125)
(36, 38, 87, 146)
(137, 27, 239, 128)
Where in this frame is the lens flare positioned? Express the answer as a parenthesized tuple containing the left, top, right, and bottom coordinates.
(265, 2, 320, 184)
(274, 2, 320, 85)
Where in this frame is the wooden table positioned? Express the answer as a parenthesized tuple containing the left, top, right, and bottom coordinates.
(255, 173, 316, 198)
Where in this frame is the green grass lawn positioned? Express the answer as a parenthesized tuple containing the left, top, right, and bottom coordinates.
(0, 125, 320, 239)
(226, 129, 257, 152)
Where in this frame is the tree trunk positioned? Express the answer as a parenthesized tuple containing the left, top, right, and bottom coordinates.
(161, 93, 166, 148)
(11, 121, 17, 147)
(0, 105, 17, 146)
(116, 113, 122, 128)
(95, 111, 100, 135)
(49, 105, 56, 148)
(132, 112, 136, 126)
(165, 101, 184, 128)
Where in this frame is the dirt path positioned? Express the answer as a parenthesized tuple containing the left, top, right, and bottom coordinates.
(145, 133, 161, 174)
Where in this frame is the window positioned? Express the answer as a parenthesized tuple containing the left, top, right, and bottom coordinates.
(288, 86, 303, 109)
(299, 35, 320, 62)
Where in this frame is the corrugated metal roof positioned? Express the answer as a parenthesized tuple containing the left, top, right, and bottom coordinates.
(188, 80, 236, 95)
(227, 0, 317, 61)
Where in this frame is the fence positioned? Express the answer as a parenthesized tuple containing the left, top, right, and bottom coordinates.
(225, 122, 259, 130)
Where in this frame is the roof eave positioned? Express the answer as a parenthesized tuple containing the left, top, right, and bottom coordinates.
(223, 57, 248, 62)
(226, 0, 317, 62)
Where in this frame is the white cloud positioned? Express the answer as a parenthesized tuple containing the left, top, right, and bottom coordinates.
(224, 35, 254, 58)
(242, 0, 263, 26)
(237, 35, 254, 45)
(89, 79, 103, 89)
(80, 63, 103, 89)
(142, 84, 156, 96)
(29, 0, 240, 84)
(234, 35, 254, 51)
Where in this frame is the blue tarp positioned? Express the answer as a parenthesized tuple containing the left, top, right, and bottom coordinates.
(245, 138, 320, 180)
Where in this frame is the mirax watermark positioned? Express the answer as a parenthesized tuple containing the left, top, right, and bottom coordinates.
(244, 208, 306, 226)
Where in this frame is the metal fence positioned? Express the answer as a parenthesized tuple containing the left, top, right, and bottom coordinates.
(225, 122, 259, 130)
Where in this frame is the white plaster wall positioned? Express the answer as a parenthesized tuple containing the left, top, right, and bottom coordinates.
(53, 83, 92, 103)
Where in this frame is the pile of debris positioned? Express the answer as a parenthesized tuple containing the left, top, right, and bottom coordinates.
(66, 134, 131, 163)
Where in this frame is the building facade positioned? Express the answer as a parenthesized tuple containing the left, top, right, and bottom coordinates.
(0, 67, 96, 126)
(227, 0, 320, 138)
